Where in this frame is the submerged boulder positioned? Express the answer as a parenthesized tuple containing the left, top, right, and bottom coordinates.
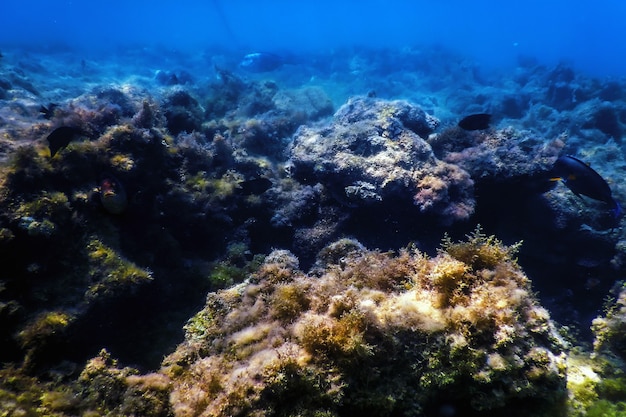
(163, 229, 568, 416)
(288, 97, 475, 224)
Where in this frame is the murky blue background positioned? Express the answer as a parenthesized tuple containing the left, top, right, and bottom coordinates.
(1, 0, 625, 76)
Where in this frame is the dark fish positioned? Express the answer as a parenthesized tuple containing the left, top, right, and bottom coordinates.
(239, 52, 284, 72)
(458, 113, 491, 130)
(39, 103, 58, 119)
(46, 126, 81, 157)
(550, 155, 622, 217)
(237, 177, 272, 195)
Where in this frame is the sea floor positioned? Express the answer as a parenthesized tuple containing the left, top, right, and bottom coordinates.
(1, 44, 626, 416)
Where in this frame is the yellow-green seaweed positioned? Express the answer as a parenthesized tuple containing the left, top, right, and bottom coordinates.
(162, 230, 568, 416)
(86, 238, 153, 300)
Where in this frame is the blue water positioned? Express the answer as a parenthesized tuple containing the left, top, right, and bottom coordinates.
(2, 0, 626, 77)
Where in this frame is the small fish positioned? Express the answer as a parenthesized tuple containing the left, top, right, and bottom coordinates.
(458, 113, 491, 130)
(237, 177, 272, 195)
(46, 126, 82, 157)
(99, 175, 128, 214)
(550, 155, 622, 217)
(239, 52, 284, 72)
(39, 103, 58, 120)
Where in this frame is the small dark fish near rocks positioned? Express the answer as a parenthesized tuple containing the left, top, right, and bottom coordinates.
(47, 126, 83, 157)
(550, 155, 622, 218)
(239, 52, 284, 72)
(39, 103, 58, 120)
(237, 177, 272, 195)
(458, 113, 491, 130)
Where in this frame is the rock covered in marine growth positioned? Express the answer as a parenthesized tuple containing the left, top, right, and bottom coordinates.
(592, 282, 626, 359)
(431, 126, 564, 181)
(163, 229, 568, 416)
(288, 97, 475, 224)
(560, 283, 626, 416)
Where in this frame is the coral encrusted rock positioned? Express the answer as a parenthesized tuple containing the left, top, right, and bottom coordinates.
(288, 97, 475, 224)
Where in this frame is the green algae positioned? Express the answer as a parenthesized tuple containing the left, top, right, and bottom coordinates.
(598, 377, 626, 402)
(86, 239, 153, 300)
(586, 400, 626, 417)
(0, 349, 172, 417)
(15, 191, 70, 219)
(207, 242, 264, 289)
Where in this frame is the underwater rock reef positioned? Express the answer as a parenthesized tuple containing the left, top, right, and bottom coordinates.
(0, 67, 336, 374)
(164, 232, 568, 417)
(289, 97, 474, 224)
(0, 232, 573, 417)
(1, 45, 626, 416)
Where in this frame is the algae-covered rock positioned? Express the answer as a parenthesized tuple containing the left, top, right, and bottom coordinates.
(162, 229, 568, 416)
(434, 126, 564, 181)
(0, 349, 172, 417)
(288, 97, 474, 224)
(561, 293, 626, 416)
(86, 238, 153, 301)
(592, 282, 626, 358)
(272, 86, 334, 121)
